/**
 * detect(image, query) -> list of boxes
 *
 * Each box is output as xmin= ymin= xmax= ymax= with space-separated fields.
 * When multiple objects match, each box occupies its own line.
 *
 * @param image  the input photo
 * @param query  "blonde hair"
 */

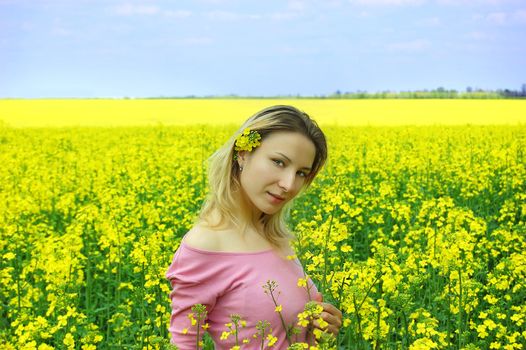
xmin=198 ymin=105 xmax=328 ymax=249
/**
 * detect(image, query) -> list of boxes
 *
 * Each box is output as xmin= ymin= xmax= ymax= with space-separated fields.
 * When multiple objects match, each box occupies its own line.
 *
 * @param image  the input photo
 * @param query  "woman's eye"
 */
xmin=297 ymin=171 xmax=307 ymax=178
xmin=273 ymin=159 xmax=284 ymax=167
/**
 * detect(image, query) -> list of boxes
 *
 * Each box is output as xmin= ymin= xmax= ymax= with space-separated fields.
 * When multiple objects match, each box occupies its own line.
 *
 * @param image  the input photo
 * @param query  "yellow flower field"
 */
xmin=0 ymin=99 xmax=525 ymax=349
xmin=0 ymin=98 xmax=525 ymax=127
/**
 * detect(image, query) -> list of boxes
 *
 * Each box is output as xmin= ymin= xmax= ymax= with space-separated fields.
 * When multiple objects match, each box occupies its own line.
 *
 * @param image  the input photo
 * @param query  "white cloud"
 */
xmin=473 ymin=9 xmax=526 ymax=25
xmin=205 ymin=10 xmax=261 ymax=21
xmin=437 ymin=0 xmax=517 ymax=4
xmin=288 ymin=0 xmax=307 ymax=11
xmin=349 ymin=0 xmax=425 ymax=5
xmin=487 ymin=11 xmax=507 ymax=24
xmin=206 ymin=10 xmax=239 ymax=20
xmin=51 ymin=18 xmax=71 ymax=37
xmin=513 ymin=9 xmax=526 ymax=23
xmin=387 ymin=39 xmax=431 ymax=51
xmin=164 ymin=10 xmax=192 ymax=19
xmin=277 ymin=45 xmax=320 ymax=55
xmin=416 ymin=17 xmax=441 ymax=26
xmin=464 ymin=31 xmax=495 ymax=40
xmin=180 ymin=36 xmax=213 ymax=46
xmin=51 ymin=26 xmax=71 ymax=37
xmin=269 ymin=12 xmax=300 ymax=20
xmin=112 ymin=4 xmax=192 ymax=19
xmin=113 ymin=4 xmax=159 ymax=16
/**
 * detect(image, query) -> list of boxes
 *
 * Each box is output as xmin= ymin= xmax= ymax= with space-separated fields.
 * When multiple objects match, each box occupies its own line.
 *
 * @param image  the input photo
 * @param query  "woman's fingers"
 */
xmin=312 ymin=302 xmax=343 ymax=336
xmin=321 ymin=302 xmax=343 ymax=321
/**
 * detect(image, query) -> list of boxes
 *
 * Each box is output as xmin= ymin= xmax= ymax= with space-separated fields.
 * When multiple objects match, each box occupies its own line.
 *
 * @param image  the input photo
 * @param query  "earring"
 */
xmin=239 ymin=166 xmax=243 ymax=172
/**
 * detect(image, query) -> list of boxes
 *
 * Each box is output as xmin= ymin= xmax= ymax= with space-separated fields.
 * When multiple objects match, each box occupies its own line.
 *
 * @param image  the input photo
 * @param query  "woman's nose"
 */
xmin=278 ymin=171 xmax=296 ymax=192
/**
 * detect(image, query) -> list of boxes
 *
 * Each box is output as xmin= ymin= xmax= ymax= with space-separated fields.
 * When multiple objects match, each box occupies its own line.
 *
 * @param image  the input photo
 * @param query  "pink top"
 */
xmin=165 ymin=239 xmax=320 ymax=350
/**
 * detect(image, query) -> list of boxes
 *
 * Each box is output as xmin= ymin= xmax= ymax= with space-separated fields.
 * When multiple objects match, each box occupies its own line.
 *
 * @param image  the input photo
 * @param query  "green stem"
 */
xmin=446 ymin=276 xmax=451 ymax=350
xmin=15 ymin=240 xmax=21 ymax=315
xmin=458 ymin=266 xmax=463 ymax=349
xmin=352 ymin=294 xmax=363 ymax=343
xmin=196 ymin=319 xmax=201 ymax=350
xmin=270 ymin=291 xmax=291 ymax=346
xmin=375 ymin=281 xmax=382 ymax=350
xmin=235 ymin=323 xmax=239 ymax=346
xmin=321 ymin=185 xmax=339 ymax=295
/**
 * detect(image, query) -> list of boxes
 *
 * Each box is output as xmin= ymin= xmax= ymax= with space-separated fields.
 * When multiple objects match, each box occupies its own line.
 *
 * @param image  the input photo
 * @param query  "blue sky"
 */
xmin=1 ymin=0 xmax=525 ymax=98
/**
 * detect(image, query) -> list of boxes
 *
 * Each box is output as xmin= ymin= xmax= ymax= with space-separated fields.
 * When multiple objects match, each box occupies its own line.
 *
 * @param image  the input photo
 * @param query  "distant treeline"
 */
xmin=146 ymin=85 xmax=526 ymax=99
xmin=325 ymin=86 xmax=526 ymax=99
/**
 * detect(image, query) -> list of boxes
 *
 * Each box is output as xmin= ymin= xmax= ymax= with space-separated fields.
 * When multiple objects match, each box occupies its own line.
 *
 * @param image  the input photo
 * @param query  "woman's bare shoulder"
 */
xmin=183 ymin=223 xmax=224 ymax=252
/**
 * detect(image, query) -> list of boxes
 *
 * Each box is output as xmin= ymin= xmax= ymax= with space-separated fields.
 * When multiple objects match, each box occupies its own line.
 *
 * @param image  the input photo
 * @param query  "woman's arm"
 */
xmin=165 ymin=243 xmax=219 ymax=349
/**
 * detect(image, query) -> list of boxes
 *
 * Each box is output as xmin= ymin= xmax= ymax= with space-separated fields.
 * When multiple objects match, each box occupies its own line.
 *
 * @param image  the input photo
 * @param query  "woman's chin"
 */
xmin=260 ymin=205 xmax=282 ymax=216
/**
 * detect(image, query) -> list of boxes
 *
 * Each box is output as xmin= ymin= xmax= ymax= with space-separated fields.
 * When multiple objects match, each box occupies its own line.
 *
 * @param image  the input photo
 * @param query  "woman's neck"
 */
xmin=204 ymin=206 xmax=264 ymax=234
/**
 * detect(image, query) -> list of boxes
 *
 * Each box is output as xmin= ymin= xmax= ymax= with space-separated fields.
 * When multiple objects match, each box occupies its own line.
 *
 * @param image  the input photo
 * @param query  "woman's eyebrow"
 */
xmin=275 ymin=152 xmax=312 ymax=171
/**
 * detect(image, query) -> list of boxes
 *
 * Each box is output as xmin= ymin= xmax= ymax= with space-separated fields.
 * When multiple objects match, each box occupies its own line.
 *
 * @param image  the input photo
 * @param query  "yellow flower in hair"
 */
xmin=234 ymin=128 xmax=261 ymax=159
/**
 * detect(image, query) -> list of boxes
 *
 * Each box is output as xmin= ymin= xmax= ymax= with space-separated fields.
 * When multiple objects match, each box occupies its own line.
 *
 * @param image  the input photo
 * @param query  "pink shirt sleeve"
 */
xmin=165 ymin=244 xmax=222 ymax=349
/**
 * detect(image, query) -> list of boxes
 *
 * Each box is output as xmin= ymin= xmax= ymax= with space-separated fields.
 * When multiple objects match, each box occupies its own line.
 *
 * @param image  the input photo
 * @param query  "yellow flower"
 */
xmin=3 ymin=252 xmax=15 ymax=260
xmin=484 ymin=319 xmax=497 ymax=330
xmin=81 ymin=345 xmax=97 ymax=350
xmin=484 ymin=294 xmax=498 ymax=305
xmin=234 ymin=128 xmax=261 ymax=153
xmin=182 ymin=328 xmax=188 ymax=335
xmin=297 ymin=278 xmax=307 ymax=287
xmin=340 ymin=244 xmax=352 ymax=253
xmin=317 ymin=317 xmax=328 ymax=330
xmin=275 ymin=305 xmax=283 ymax=312
xmin=298 ymin=318 xmax=309 ymax=327
xmin=202 ymin=323 xmax=210 ymax=330
xmin=477 ymin=324 xmax=488 ymax=338
xmin=490 ymin=341 xmax=501 ymax=349
xmin=267 ymin=334 xmax=278 ymax=347
xmin=63 ymin=333 xmax=75 ymax=348
xmin=93 ymin=335 xmax=103 ymax=343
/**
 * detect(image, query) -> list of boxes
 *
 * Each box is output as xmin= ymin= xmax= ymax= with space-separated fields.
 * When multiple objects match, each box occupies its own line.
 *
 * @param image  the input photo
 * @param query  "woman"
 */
xmin=165 ymin=105 xmax=342 ymax=349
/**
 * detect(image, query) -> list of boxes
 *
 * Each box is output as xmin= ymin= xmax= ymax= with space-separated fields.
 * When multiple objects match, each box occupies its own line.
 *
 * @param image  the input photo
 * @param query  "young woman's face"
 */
xmin=237 ymin=131 xmax=316 ymax=217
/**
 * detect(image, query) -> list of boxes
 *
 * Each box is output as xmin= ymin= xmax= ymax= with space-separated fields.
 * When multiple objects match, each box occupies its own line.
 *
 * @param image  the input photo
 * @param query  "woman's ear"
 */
xmin=237 ymin=150 xmax=247 ymax=168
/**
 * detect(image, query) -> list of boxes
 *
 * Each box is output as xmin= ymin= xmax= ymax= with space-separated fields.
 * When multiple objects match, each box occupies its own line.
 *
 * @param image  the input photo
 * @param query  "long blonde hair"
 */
xmin=198 ymin=105 xmax=328 ymax=249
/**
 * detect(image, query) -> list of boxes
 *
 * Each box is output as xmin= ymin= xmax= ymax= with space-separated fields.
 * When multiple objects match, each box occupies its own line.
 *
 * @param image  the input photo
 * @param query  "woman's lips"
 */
xmin=267 ymin=192 xmax=285 ymax=203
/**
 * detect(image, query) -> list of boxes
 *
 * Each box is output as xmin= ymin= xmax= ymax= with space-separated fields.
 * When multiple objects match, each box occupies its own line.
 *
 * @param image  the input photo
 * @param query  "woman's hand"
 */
xmin=312 ymin=301 xmax=343 ymax=336
xmin=312 ymin=292 xmax=343 ymax=336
